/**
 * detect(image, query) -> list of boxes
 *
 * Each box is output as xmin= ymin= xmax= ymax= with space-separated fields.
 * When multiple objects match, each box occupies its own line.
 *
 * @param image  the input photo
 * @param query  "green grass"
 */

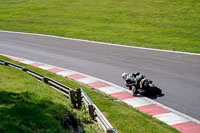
xmin=0 ymin=0 xmax=199 ymax=53
xmin=0 ymin=57 xmax=102 ymax=133
xmin=0 ymin=56 xmax=180 ymax=133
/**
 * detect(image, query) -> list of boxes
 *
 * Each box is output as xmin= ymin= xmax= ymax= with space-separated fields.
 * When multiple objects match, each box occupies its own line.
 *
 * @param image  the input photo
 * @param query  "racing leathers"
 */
xmin=125 ymin=72 xmax=146 ymax=95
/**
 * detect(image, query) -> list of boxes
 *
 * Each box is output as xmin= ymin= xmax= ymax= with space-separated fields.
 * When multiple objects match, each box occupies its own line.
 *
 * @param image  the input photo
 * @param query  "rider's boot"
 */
xmin=132 ymin=88 xmax=139 ymax=96
xmin=129 ymin=87 xmax=132 ymax=90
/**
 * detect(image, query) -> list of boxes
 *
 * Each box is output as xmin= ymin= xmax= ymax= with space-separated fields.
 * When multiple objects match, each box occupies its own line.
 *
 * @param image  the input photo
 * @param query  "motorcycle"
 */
xmin=124 ymin=73 xmax=162 ymax=96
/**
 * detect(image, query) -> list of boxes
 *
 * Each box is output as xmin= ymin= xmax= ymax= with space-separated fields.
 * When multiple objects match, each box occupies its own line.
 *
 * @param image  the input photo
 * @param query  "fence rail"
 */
xmin=0 ymin=59 xmax=117 ymax=133
xmin=81 ymin=88 xmax=117 ymax=133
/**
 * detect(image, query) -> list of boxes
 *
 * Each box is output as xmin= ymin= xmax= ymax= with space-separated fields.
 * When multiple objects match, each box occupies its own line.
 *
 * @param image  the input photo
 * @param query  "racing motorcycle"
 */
xmin=123 ymin=73 xmax=162 ymax=96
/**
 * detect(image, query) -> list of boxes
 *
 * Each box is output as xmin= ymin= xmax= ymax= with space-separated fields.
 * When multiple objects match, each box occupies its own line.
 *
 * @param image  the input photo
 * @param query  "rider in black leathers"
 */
xmin=122 ymin=72 xmax=146 ymax=95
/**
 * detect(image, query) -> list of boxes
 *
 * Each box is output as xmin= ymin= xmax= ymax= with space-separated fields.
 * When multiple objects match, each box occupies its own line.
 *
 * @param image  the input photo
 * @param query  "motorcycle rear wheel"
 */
xmin=149 ymin=84 xmax=162 ymax=96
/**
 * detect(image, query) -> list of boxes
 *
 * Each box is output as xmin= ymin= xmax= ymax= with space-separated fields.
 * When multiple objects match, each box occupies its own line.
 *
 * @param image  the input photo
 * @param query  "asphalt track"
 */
xmin=0 ymin=31 xmax=200 ymax=121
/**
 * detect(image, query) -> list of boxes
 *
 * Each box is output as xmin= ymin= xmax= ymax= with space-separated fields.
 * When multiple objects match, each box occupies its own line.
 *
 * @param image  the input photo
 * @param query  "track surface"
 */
xmin=0 ymin=31 xmax=200 ymax=121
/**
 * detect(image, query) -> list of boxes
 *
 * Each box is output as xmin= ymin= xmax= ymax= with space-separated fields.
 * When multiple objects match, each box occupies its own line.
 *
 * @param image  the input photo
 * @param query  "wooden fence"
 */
xmin=0 ymin=60 xmax=117 ymax=133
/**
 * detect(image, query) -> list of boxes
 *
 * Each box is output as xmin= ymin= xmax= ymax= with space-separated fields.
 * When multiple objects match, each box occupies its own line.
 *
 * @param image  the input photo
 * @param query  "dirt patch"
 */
xmin=62 ymin=111 xmax=83 ymax=133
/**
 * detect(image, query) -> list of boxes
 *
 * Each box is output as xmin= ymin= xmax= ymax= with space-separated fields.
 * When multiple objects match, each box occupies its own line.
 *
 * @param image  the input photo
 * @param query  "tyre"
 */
xmin=149 ymin=84 xmax=162 ymax=96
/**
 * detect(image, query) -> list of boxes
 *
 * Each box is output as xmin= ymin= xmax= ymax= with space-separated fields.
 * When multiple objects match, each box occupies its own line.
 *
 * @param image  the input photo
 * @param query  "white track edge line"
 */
xmin=0 ymin=30 xmax=200 ymax=56
xmin=1 ymin=53 xmax=200 ymax=125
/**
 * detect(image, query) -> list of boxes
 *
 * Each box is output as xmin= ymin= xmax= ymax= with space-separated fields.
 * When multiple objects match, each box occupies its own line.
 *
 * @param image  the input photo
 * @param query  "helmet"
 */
xmin=121 ymin=73 xmax=128 ymax=80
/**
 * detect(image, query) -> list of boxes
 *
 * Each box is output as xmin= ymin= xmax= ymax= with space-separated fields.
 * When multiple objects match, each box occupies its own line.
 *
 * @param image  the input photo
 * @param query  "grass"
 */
xmin=0 ymin=0 xmax=199 ymax=53
xmin=0 ymin=56 xmax=102 ymax=133
xmin=0 ymin=55 xmax=180 ymax=133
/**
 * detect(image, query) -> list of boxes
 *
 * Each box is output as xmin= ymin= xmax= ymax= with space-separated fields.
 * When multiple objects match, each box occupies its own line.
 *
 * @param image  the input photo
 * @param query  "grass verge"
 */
xmin=0 ymin=0 xmax=199 ymax=53
xmin=0 ymin=56 xmax=102 ymax=133
xmin=0 ymin=55 xmax=180 ymax=133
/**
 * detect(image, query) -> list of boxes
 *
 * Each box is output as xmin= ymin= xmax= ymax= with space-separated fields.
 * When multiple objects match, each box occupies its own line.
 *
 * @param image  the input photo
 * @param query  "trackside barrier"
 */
xmin=81 ymin=88 xmax=117 ymax=133
xmin=0 ymin=60 xmax=117 ymax=133
xmin=0 ymin=60 xmax=81 ymax=109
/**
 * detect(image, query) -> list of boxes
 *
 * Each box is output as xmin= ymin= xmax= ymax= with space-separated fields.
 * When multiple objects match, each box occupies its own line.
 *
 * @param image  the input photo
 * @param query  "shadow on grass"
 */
xmin=0 ymin=91 xmax=82 ymax=133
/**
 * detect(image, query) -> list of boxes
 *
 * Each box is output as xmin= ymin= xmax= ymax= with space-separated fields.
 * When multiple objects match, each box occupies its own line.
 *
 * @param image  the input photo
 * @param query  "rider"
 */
xmin=121 ymin=72 xmax=144 ymax=95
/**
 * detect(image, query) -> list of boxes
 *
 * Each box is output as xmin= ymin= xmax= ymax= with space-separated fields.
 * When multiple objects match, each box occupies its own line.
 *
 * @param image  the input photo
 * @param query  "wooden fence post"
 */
xmin=22 ymin=67 xmax=28 ymax=72
xmin=106 ymin=129 xmax=113 ymax=133
xmin=43 ymin=77 xmax=49 ymax=84
xmin=4 ymin=62 xmax=8 ymax=66
xmin=76 ymin=88 xmax=82 ymax=109
xmin=88 ymin=104 xmax=95 ymax=120
xmin=69 ymin=90 xmax=76 ymax=108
